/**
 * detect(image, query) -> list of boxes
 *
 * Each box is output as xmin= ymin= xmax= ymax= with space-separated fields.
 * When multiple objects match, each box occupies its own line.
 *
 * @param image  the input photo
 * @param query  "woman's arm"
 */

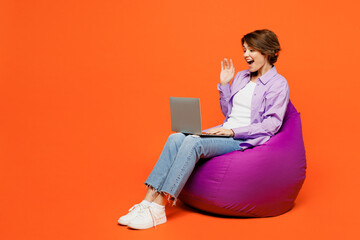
xmin=232 ymin=79 xmax=289 ymax=139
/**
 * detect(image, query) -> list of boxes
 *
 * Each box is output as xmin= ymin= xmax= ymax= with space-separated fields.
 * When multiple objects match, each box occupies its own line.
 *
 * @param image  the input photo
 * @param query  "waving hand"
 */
xmin=220 ymin=58 xmax=235 ymax=85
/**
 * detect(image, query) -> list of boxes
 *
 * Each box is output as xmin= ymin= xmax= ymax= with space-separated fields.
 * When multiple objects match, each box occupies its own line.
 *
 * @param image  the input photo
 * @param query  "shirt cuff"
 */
xmin=217 ymin=83 xmax=231 ymax=100
xmin=232 ymin=126 xmax=250 ymax=139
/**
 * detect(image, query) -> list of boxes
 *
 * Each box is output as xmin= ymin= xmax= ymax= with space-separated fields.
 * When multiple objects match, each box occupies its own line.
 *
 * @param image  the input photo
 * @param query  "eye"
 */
xmin=250 ymin=49 xmax=254 ymax=52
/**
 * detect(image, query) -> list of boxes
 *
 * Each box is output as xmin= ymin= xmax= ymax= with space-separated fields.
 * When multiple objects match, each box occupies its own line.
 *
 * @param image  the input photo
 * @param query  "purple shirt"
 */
xmin=211 ymin=66 xmax=289 ymax=150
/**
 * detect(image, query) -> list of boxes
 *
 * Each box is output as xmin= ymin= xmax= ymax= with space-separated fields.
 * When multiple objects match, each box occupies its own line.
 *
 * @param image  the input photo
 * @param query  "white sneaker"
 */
xmin=127 ymin=205 xmax=167 ymax=229
xmin=118 ymin=203 xmax=149 ymax=226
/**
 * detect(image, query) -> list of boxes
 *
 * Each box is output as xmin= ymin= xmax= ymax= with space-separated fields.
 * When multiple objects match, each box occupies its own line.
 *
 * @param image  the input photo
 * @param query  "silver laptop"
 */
xmin=170 ymin=97 xmax=230 ymax=137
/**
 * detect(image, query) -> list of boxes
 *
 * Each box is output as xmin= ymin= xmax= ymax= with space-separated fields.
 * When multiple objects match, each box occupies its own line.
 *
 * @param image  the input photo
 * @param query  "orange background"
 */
xmin=1 ymin=0 xmax=359 ymax=239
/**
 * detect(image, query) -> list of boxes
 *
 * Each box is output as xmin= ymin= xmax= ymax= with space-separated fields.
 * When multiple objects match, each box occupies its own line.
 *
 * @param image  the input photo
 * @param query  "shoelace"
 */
xmin=128 ymin=203 xmax=146 ymax=212
xmin=135 ymin=205 xmax=157 ymax=229
xmin=147 ymin=207 xmax=157 ymax=228
xmin=128 ymin=204 xmax=158 ymax=229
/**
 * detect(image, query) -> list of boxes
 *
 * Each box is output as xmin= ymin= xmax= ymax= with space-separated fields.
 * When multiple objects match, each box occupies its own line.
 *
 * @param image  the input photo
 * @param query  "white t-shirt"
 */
xmin=222 ymin=81 xmax=256 ymax=129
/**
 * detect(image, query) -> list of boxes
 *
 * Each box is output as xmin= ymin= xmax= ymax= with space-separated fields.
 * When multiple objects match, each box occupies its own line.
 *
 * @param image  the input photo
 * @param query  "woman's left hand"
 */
xmin=205 ymin=128 xmax=234 ymax=137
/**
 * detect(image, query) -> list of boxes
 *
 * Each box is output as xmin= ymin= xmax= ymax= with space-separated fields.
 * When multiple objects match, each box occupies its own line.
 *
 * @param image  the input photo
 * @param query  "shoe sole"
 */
xmin=118 ymin=219 xmax=129 ymax=226
xmin=127 ymin=216 xmax=167 ymax=230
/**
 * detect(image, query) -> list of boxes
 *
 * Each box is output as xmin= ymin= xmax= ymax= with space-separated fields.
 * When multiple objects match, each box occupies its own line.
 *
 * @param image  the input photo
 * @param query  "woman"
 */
xmin=118 ymin=29 xmax=289 ymax=230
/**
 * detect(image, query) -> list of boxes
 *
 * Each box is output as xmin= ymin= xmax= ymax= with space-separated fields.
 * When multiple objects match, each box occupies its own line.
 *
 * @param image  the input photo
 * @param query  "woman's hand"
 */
xmin=220 ymin=58 xmax=235 ymax=86
xmin=206 ymin=128 xmax=234 ymax=137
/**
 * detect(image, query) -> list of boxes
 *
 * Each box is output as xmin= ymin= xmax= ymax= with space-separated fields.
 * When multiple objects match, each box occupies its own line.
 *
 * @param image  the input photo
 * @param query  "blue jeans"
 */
xmin=145 ymin=133 xmax=244 ymax=200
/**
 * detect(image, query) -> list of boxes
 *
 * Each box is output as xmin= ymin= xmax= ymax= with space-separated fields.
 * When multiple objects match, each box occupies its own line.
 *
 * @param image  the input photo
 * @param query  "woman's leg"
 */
xmin=144 ymin=132 xmax=186 ymax=196
xmin=143 ymin=186 xmax=159 ymax=202
xmin=158 ymin=135 xmax=243 ymax=200
xmin=119 ymin=133 xmax=186 ymax=227
xmin=127 ymin=135 xmax=243 ymax=229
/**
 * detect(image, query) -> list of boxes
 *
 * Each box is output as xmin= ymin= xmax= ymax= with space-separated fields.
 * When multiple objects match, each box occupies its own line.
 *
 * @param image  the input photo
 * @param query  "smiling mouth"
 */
xmin=247 ymin=60 xmax=254 ymax=65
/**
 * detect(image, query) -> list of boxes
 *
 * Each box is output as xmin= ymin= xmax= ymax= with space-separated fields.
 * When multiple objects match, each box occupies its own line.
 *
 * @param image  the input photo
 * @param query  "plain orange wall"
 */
xmin=1 ymin=0 xmax=359 ymax=239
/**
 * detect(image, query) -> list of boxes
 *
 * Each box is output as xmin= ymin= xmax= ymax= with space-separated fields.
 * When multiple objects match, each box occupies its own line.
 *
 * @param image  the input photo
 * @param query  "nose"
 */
xmin=243 ymin=50 xmax=249 ymax=58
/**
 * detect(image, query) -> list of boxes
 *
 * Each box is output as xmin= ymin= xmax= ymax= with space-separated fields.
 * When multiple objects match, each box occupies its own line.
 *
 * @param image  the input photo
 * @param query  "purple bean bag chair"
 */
xmin=179 ymin=100 xmax=306 ymax=217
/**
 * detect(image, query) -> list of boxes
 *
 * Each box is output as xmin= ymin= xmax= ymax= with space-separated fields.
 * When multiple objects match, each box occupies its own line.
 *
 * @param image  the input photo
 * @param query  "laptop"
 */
xmin=169 ymin=97 xmax=230 ymax=137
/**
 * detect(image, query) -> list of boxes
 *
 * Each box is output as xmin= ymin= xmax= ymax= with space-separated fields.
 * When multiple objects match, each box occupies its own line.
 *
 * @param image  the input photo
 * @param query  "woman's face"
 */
xmin=243 ymin=42 xmax=270 ymax=74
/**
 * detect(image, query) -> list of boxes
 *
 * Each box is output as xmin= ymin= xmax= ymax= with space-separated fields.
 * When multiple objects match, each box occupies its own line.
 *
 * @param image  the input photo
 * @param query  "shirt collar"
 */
xmin=244 ymin=66 xmax=277 ymax=85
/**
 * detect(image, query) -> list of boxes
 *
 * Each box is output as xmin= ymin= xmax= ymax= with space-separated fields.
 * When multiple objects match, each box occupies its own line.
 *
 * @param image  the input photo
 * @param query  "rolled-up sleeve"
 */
xmin=232 ymin=78 xmax=289 ymax=139
xmin=217 ymin=72 xmax=241 ymax=117
xmin=217 ymin=83 xmax=231 ymax=116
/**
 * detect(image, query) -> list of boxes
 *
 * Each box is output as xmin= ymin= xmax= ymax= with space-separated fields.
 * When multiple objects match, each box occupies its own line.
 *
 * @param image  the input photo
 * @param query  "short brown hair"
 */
xmin=241 ymin=29 xmax=281 ymax=65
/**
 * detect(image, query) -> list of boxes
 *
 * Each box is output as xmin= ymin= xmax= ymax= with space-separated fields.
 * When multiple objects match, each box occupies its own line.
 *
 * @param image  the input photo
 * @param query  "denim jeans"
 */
xmin=145 ymin=133 xmax=244 ymax=200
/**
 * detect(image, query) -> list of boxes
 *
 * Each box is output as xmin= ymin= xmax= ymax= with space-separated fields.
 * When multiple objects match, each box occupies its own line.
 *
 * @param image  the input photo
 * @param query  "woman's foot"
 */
xmin=127 ymin=202 xmax=167 ymax=229
xmin=118 ymin=200 xmax=151 ymax=225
